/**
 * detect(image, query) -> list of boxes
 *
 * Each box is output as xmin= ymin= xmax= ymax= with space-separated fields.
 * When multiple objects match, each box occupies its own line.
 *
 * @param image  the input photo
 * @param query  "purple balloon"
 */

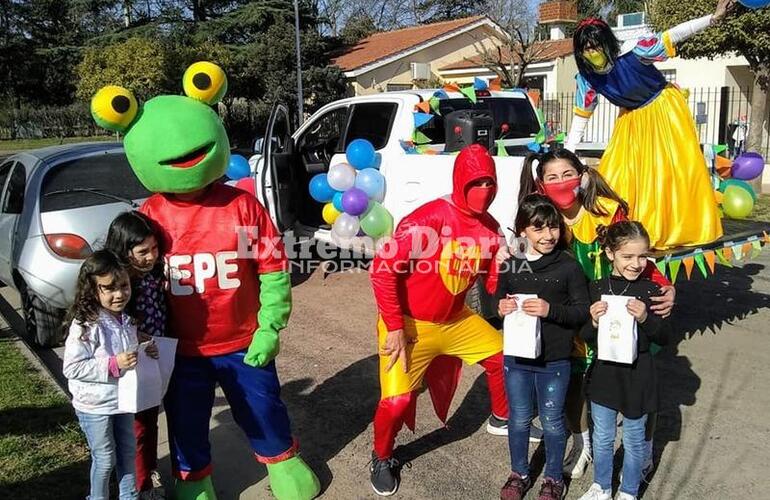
xmin=341 ymin=188 xmax=370 ymax=216
xmin=732 ymin=152 xmax=765 ymax=181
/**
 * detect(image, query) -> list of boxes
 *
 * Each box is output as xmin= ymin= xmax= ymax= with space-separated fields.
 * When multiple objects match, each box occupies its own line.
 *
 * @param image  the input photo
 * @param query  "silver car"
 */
xmin=0 ymin=142 xmax=150 ymax=346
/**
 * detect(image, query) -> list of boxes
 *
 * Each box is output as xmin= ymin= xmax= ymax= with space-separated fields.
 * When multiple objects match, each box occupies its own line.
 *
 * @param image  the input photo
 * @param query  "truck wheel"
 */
xmin=21 ymin=288 xmax=64 ymax=348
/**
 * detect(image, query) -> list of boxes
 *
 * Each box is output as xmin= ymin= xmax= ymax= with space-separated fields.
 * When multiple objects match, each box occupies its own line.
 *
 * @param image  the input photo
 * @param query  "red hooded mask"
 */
xmin=451 ymin=144 xmax=498 ymax=215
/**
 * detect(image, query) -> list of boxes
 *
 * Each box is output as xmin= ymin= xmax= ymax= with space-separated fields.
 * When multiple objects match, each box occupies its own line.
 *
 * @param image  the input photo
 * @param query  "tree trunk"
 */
xmin=747 ymin=66 xmax=768 ymax=194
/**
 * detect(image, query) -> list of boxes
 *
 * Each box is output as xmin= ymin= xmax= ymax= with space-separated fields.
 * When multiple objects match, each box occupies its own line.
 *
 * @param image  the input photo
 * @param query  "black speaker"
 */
xmin=444 ymin=109 xmax=494 ymax=153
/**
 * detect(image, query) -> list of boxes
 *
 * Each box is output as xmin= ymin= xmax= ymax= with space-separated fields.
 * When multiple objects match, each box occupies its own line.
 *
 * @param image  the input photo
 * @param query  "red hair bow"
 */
xmin=577 ymin=17 xmax=607 ymax=28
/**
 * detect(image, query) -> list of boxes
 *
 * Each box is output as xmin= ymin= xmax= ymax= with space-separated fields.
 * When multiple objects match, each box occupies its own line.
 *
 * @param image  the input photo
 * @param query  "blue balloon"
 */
xmin=354 ymin=168 xmax=386 ymax=201
xmin=332 ymin=191 xmax=345 ymax=212
xmin=738 ymin=0 xmax=770 ymax=8
xmin=309 ymin=173 xmax=336 ymax=203
xmin=226 ymin=154 xmax=251 ymax=180
xmin=346 ymin=139 xmax=376 ymax=170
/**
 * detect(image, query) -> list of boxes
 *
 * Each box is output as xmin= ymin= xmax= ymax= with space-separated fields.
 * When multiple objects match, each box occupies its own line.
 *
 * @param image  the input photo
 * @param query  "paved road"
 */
xmin=2 ymin=250 xmax=769 ymax=499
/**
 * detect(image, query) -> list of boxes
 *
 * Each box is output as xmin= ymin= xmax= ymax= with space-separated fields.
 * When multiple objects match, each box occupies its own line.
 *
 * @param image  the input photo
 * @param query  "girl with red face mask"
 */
xmin=516 ymin=148 xmax=674 ymax=480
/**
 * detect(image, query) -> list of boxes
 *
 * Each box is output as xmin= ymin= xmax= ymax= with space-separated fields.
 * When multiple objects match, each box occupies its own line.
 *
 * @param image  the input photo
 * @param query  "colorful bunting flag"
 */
xmin=555 ymin=132 xmax=566 ymax=143
xmin=704 ymin=250 xmax=716 ymax=274
xmin=413 ymin=112 xmax=433 ymax=128
xmin=527 ymin=141 xmax=541 ymax=153
xmin=415 ymin=101 xmax=431 ymax=114
xmin=433 ymin=89 xmax=449 ymax=99
xmin=473 ymin=77 xmax=488 ymax=90
xmin=752 ymin=240 xmax=762 ymax=258
xmin=716 ymin=247 xmax=733 ymax=267
xmin=763 ymin=231 xmax=770 ymax=244
xmin=694 ymin=252 xmax=708 ymax=278
xmin=733 ymin=243 xmax=743 ymax=261
xmin=655 ymin=259 xmax=668 ymax=278
xmin=460 ymin=85 xmax=477 ymax=103
xmin=413 ymin=129 xmax=432 ymax=144
xmin=429 ymin=96 xmax=441 ymax=114
xmin=712 ymin=144 xmax=728 ymax=155
xmin=742 ymin=242 xmax=753 ymax=260
xmin=496 ymin=140 xmax=509 ymax=157
xmin=669 ymin=259 xmax=682 ymax=284
xmin=443 ymin=83 xmax=461 ymax=93
xmin=489 ymin=78 xmax=502 ymax=91
xmin=683 ymin=257 xmax=695 ymax=279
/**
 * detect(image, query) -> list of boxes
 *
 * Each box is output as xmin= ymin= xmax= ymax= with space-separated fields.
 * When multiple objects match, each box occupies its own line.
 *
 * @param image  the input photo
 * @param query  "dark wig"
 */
xmin=66 ymin=250 xmax=131 ymax=328
xmin=573 ymin=18 xmax=621 ymax=76
xmin=518 ymin=147 xmax=629 ymax=217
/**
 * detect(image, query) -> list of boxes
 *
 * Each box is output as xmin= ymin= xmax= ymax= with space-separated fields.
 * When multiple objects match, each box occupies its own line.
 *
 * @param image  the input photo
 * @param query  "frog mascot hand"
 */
xmin=91 ymin=62 xmax=320 ymax=500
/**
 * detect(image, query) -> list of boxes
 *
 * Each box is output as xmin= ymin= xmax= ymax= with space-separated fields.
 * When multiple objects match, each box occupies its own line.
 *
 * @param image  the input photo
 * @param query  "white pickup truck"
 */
xmin=253 ymin=89 xmax=555 ymax=251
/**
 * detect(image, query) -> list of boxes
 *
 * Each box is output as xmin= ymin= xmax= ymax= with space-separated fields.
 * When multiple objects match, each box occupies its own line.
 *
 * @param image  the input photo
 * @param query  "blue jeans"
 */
xmin=504 ymin=357 xmax=570 ymax=480
xmin=591 ymin=402 xmax=648 ymax=496
xmin=76 ymin=411 xmax=138 ymax=500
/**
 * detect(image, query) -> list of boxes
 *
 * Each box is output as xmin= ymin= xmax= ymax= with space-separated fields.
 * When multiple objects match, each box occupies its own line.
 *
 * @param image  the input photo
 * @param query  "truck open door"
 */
xmin=258 ymin=103 xmax=297 ymax=233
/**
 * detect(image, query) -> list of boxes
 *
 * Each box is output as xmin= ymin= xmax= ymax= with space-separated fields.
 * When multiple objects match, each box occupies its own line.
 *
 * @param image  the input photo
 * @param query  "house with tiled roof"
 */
xmin=330 ymin=5 xmax=581 ymax=96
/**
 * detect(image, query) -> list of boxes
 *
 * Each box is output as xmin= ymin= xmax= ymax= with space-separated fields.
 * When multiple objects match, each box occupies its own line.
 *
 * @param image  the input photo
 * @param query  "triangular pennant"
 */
xmin=460 ymin=85 xmax=477 ymax=103
xmin=415 ymin=101 xmax=431 ymax=114
xmin=413 ymin=129 xmax=432 ymax=144
xmin=433 ymin=89 xmax=449 ymax=99
xmin=655 ymin=259 xmax=668 ymax=278
xmin=443 ymin=83 xmax=461 ymax=93
xmin=473 ymin=77 xmax=488 ymax=90
xmin=763 ymin=231 xmax=770 ymax=244
xmin=535 ymin=128 xmax=546 ymax=144
xmin=716 ymin=247 xmax=733 ymax=267
xmin=694 ymin=252 xmax=708 ymax=278
xmin=668 ymin=259 xmax=682 ymax=284
xmin=555 ymin=132 xmax=566 ymax=143
xmin=415 ymin=145 xmax=430 ymax=154
xmin=489 ymin=78 xmax=502 ymax=91
xmin=429 ymin=96 xmax=441 ymax=114
xmin=742 ymin=242 xmax=753 ymax=260
xmin=752 ymin=240 xmax=762 ymax=258
xmin=704 ymin=251 xmax=716 ymax=274
xmin=527 ymin=141 xmax=541 ymax=152
xmin=683 ymin=257 xmax=695 ymax=280
xmin=712 ymin=144 xmax=728 ymax=154
xmin=413 ymin=112 xmax=433 ymax=128
xmin=733 ymin=244 xmax=743 ymax=261
xmin=496 ymin=140 xmax=509 ymax=157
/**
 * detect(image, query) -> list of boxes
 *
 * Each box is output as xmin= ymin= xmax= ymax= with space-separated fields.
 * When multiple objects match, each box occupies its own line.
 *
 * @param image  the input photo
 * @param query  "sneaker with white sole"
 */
xmin=577 ymin=483 xmax=612 ymax=500
xmin=369 ymin=452 xmax=401 ymax=496
xmin=616 ymin=493 xmax=636 ymax=500
xmin=563 ymin=445 xmax=592 ymax=478
xmin=487 ymin=414 xmax=508 ymax=436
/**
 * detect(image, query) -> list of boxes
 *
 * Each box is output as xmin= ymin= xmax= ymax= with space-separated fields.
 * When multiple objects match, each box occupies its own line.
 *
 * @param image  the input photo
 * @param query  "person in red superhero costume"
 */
xmin=367 ymin=144 xmax=508 ymax=496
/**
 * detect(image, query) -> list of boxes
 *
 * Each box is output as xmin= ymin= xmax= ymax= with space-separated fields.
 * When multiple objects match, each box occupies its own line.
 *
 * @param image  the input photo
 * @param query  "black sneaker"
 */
xmin=487 ymin=414 xmax=508 ymax=436
xmin=369 ymin=452 xmax=400 ymax=496
xmin=529 ymin=422 xmax=543 ymax=443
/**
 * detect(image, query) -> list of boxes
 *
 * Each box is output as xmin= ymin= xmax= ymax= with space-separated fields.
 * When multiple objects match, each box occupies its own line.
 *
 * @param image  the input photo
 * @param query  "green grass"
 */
xmin=0 ymin=331 xmax=89 ymax=499
xmin=0 ymin=135 xmax=116 ymax=152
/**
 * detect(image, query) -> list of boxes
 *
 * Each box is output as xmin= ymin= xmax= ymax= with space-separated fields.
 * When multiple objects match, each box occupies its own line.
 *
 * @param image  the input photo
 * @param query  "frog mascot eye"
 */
xmin=183 ymin=61 xmax=228 ymax=105
xmin=90 ymin=85 xmax=139 ymax=132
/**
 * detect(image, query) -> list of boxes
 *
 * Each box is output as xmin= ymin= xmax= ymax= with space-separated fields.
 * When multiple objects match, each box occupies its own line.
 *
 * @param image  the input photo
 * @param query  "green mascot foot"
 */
xmin=175 ymin=476 xmax=217 ymax=500
xmin=266 ymin=456 xmax=321 ymax=500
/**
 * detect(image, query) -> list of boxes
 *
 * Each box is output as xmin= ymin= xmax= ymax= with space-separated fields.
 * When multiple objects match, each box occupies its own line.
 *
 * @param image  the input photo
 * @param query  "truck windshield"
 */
xmin=419 ymin=97 xmax=540 ymax=144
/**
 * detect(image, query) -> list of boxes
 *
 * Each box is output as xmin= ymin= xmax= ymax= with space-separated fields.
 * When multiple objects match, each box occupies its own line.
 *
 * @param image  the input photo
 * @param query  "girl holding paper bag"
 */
xmin=497 ymin=194 xmax=590 ymax=500
xmin=63 ymin=250 xmax=160 ymax=500
xmin=516 ymin=149 xmax=675 ymax=479
xmin=578 ymin=221 xmax=669 ymax=500
xmin=106 ymin=211 xmax=168 ymax=499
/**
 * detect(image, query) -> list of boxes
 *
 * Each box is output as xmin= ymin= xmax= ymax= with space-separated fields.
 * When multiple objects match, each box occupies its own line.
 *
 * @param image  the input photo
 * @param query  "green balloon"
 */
xmin=360 ymin=202 xmax=394 ymax=238
xmin=722 ymin=185 xmax=754 ymax=219
xmin=718 ymin=179 xmax=757 ymax=201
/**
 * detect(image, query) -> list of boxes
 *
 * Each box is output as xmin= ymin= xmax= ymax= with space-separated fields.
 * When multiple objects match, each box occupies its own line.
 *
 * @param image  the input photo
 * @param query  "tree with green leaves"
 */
xmin=649 ymin=0 xmax=769 ymax=165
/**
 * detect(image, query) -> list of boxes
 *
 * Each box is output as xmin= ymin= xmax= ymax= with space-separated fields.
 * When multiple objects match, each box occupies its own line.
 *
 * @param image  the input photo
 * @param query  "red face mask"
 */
xmin=540 ymin=178 xmax=581 ymax=209
xmin=465 ymin=185 xmax=496 ymax=214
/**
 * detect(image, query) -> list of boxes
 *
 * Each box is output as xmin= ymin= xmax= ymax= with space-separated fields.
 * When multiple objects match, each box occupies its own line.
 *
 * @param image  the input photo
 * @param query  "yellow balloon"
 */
xmin=322 ymin=203 xmax=341 ymax=225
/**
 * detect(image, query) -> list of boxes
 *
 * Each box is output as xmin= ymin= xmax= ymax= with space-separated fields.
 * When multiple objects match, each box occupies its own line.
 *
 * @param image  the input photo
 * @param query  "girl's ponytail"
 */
xmin=581 ymin=168 xmax=629 ymax=217
xmin=518 ymin=152 xmax=542 ymax=207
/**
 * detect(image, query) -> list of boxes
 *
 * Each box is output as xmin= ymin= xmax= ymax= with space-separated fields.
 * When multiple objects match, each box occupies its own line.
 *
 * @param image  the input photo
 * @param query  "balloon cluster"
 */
xmin=716 ymin=152 xmax=765 ymax=219
xmin=308 ymin=139 xmax=393 ymax=240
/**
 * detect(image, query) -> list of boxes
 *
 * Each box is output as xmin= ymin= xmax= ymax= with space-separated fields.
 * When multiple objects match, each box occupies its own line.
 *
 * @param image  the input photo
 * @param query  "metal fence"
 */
xmin=541 ymin=86 xmax=770 ymax=159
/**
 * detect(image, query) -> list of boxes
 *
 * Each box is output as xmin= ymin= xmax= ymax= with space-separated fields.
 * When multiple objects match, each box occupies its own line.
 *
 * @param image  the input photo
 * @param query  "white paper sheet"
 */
xmin=503 ymin=294 xmax=542 ymax=359
xmin=117 ymin=337 xmax=178 ymax=413
xmin=597 ymin=294 xmax=638 ymax=364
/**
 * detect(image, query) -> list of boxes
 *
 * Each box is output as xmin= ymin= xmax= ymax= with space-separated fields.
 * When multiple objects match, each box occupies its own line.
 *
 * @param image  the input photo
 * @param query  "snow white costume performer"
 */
xmin=564 ymin=1 xmax=735 ymax=250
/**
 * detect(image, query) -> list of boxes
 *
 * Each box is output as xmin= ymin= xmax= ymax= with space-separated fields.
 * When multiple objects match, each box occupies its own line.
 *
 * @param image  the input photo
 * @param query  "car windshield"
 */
xmin=418 ymin=97 xmax=540 ymax=144
xmin=40 ymin=153 xmax=151 ymax=212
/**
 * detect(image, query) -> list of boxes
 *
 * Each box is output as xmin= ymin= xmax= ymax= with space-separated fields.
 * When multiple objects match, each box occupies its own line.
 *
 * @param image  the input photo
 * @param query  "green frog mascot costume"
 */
xmin=91 ymin=62 xmax=321 ymax=500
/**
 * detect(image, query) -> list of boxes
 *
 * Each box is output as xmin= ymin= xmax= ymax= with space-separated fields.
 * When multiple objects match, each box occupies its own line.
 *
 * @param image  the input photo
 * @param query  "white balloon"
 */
xmin=327 ymin=162 xmax=357 ymax=191
xmin=332 ymin=213 xmax=360 ymax=239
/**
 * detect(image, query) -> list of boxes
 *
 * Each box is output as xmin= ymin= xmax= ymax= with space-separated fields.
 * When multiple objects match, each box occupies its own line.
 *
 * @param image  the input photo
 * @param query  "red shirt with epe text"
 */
xmin=141 ymin=183 xmax=287 ymax=357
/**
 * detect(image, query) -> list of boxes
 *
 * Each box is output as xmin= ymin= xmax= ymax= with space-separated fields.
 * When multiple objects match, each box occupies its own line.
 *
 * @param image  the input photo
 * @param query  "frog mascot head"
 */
xmin=91 ymin=61 xmax=230 ymax=194
xmin=91 ymin=64 xmax=321 ymax=500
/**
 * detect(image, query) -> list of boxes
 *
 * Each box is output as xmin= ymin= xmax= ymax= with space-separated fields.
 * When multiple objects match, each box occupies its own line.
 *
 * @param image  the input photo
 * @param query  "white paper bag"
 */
xmin=503 ymin=294 xmax=542 ymax=359
xmin=597 ymin=294 xmax=638 ymax=364
xmin=118 ymin=347 xmax=163 ymax=413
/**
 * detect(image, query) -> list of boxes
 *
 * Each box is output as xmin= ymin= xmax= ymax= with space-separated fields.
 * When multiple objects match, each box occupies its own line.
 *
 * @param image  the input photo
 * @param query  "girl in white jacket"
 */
xmin=63 ymin=250 xmax=157 ymax=500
